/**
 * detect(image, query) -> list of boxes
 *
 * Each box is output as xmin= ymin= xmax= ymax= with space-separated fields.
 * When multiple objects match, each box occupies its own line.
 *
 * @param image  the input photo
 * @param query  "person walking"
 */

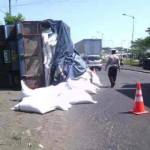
xmin=105 ymin=49 xmax=120 ymax=88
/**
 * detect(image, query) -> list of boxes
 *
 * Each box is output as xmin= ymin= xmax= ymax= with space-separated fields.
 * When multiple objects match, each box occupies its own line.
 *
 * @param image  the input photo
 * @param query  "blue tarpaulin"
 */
xmin=41 ymin=19 xmax=87 ymax=85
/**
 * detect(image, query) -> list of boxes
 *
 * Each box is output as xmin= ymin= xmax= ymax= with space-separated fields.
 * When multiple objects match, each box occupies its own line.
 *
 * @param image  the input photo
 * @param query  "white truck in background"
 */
xmin=75 ymin=39 xmax=102 ymax=56
xmin=75 ymin=39 xmax=102 ymax=71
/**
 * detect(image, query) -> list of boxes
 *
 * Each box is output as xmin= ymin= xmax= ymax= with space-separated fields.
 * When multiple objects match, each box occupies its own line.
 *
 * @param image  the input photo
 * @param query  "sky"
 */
xmin=0 ymin=0 xmax=150 ymax=48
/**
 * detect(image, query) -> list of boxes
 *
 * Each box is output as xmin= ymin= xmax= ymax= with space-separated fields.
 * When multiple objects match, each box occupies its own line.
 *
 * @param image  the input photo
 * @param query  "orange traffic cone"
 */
xmin=131 ymin=82 xmax=148 ymax=115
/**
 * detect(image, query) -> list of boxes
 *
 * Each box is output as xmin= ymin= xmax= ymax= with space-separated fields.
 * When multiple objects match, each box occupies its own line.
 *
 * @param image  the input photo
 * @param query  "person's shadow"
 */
xmin=117 ymin=83 xmax=150 ymax=108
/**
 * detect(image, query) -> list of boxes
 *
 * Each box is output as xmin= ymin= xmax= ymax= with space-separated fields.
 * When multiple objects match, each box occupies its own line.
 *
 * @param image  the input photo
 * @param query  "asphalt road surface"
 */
xmin=0 ymin=69 xmax=150 ymax=150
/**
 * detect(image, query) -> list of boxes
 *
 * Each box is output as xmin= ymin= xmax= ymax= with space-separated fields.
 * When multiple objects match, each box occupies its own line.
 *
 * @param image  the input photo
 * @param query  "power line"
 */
xmin=1 ymin=0 xmax=83 ymax=9
xmin=2 ymin=0 xmax=47 ymax=15
xmin=11 ymin=0 xmax=75 ymax=7
xmin=2 ymin=0 xmax=87 ymax=15
xmin=0 ymin=0 xmax=48 ymax=9
xmin=12 ymin=0 xmax=50 ymax=7
xmin=0 ymin=9 xmax=6 ymax=14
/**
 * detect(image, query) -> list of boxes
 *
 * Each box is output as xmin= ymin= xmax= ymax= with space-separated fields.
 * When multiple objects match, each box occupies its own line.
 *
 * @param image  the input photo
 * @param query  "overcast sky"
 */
xmin=0 ymin=0 xmax=150 ymax=48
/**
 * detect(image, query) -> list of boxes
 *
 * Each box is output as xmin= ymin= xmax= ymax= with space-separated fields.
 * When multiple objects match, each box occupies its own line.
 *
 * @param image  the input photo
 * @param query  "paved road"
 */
xmin=0 ymin=68 xmax=150 ymax=150
xmin=63 ymin=69 xmax=150 ymax=150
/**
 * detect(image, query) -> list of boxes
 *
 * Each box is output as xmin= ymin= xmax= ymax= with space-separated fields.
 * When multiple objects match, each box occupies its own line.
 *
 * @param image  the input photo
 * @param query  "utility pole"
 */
xmin=122 ymin=13 xmax=135 ymax=44
xmin=122 ymin=13 xmax=135 ymax=63
xmin=9 ymin=0 xmax=12 ymax=15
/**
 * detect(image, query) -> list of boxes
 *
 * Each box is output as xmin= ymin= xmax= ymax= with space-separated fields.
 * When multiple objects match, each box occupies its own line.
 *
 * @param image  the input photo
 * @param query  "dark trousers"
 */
xmin=108 ymin=66 xmax=118 ymax=87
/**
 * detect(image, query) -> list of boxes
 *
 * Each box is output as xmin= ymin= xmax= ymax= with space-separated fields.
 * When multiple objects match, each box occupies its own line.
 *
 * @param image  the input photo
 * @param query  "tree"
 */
xmin=4 ymin=12 xmax=25 ymax=25
xmin=145 ymin=27 xmax=150 ymax=36
xmin=131 ymin=37 xmax=150 ymax=59
xmin=130 ymin=26 xmax=150 ymax=59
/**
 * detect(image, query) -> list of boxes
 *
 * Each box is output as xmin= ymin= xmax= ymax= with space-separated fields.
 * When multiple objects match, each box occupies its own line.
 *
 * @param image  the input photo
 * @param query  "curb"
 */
xmin=121 ymin=67 xmax=150 ymax=74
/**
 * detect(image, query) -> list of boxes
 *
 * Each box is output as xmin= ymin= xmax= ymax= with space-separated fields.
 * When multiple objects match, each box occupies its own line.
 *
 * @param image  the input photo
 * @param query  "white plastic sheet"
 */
xmin=42 ymin=31 xmax=57 ymax=86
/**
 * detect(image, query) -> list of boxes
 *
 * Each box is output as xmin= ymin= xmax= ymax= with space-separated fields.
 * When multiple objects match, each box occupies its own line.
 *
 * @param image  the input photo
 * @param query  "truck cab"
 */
xmin=83 ymin=55 xmax=102 ymax=71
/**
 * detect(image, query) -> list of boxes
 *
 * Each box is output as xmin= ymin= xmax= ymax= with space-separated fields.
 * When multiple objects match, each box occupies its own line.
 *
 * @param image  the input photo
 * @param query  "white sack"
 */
xmin=21 ymin=80 xmax=70 ymax=98
xmin=67 ymin=78 xmax=98 ymax=94
xmin=59 ymin=89 xmax=97 ymax=104
xmin=90 ymin=71 xmax=102 ymax=86
xmin=21 ymin=70 xmax=100 ymax=98
xmin=13 ymin=88 xmax=96 ymax=114
xmin=13 ymin=70 xmax=100 ymax=114
xmin=13 ymin=97 xmax=57 ymax=114
xmin=13 ymin=94 xmax=72 ymax=114
xmin=66 ymin=70 xmax=100 ymax=94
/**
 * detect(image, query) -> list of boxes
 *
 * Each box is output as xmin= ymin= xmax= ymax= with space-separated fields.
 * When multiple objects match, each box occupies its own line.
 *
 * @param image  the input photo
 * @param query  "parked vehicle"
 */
xmin=82 ymin=55 xmax=102 ymax=71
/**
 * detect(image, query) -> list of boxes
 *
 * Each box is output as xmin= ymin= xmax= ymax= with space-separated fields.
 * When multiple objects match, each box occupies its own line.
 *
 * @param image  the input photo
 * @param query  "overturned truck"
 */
xmin=0 ymin=19 xmax=86 ymax=89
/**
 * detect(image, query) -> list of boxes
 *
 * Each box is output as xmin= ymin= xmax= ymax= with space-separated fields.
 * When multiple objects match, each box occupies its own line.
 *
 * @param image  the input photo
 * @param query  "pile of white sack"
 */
xmin=12 ymin=70 xmax=102 ymax=114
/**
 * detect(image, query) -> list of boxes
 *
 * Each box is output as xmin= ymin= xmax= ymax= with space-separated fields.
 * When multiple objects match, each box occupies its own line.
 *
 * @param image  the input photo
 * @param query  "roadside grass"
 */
xmin=123 ymin=59 xmax=140 ymax=66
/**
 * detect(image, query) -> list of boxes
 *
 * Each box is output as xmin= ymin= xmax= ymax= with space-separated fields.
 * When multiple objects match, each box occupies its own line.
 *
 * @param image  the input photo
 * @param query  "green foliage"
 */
xmin=4 ymin=12 xmax=25 ymax=25
xmin=131 ymin=36 xmax=150 ymax=59
xmin=145 ymin=27 xmax=150 ymax=36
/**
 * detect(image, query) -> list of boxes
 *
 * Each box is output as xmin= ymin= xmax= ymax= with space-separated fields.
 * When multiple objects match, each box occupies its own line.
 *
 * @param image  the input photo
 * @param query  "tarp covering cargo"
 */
xmin=41 ymin=19 xmax=87 ymax=85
